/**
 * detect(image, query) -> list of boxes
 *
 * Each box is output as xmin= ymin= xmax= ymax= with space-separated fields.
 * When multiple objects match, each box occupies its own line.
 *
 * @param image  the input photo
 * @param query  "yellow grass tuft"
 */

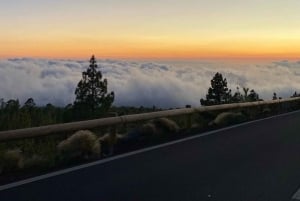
xmin=57 ymin=130 xmax=100 ymax=161
xmin=213 ymin=112 xmax=246 ymax=127
xmin=23 ymin=154 xmax=51 ymax=170
xmin=140 ymin=122 xmax=157 ymax=136
xmin=152 ymin=118 xmax=179 ymax=134
xmin=0 ymin=149 xmax=24 ymax=174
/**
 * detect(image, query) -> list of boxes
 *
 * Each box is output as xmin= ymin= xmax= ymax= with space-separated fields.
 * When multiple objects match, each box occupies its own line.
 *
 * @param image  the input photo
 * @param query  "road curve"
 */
xmin=1 ymin=111 xmax=300 ymax=201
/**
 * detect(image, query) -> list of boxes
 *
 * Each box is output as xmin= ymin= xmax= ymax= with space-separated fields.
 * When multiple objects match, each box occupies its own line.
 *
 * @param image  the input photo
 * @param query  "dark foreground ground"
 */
xmin=1 ymin=111 xmax=300 ymax=201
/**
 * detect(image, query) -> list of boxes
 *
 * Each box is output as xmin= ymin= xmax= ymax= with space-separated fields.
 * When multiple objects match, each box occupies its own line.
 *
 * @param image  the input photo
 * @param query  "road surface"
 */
xmin=1 ymin=111 xmax=300 ymax=201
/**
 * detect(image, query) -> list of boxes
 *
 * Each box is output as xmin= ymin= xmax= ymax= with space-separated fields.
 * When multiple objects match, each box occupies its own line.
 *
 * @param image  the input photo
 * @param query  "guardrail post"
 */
xmin=278 ymin=99 xmax=282 ymax=114
xmin=185 ymin=114 xmax=192 ymax=129
xmin=108 ymin=126 xmax=117 ymax=155
xmin=108 ymin=112 xmax=118 ymax=155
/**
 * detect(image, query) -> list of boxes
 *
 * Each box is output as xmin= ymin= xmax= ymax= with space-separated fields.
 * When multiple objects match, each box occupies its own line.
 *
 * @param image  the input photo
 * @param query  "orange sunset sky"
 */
xmin=1 ymin=0 xmax=300 ymax=60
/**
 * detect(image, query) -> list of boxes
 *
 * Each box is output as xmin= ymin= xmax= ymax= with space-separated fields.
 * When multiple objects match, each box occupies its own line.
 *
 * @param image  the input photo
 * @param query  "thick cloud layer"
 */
xmin=0 ymin=58 xmax=300 ymax=108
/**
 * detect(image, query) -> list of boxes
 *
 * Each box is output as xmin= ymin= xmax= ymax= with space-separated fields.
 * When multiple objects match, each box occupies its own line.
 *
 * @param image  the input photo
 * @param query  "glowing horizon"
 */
xmin=1 ymin=0 xmax=300 ymax=60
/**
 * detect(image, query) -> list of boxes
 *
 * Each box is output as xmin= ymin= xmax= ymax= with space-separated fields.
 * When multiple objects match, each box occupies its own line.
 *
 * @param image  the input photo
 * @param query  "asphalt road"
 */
xmin=1 ymin=111 xmax=300 ymax=201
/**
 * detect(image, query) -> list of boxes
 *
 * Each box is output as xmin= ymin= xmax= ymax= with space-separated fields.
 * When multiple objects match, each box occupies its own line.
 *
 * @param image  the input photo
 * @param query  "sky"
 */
xmin=1 ymin=0 xmax=300 ymax=59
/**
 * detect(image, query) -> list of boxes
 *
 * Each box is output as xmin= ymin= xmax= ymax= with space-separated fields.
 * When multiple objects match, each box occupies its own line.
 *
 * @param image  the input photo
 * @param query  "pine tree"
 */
xmin=23 ymin=98 xmax=36 ymax=108
xmin=231 ymin=87 xmax=243 ymax=103
xmin=200 ymin=72 xmax=232 ymax=106
xmin=74 ymin=55 xmax=114 ymax=119
xmin=4 ymin=99 xmax=20 ymax=129
xmin=272 ymin=92 xmax=277 ymax=100
xmin=242 ymin=87 xmax=249 ymax=101
xmin=248 ymin=89 xmax=260 ymax=102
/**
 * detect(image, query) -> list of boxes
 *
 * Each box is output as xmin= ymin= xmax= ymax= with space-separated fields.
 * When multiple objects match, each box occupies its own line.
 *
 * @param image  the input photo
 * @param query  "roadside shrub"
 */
xmin=140 ymin=123 xmax=157 ymax=136
xmin=23 ymin=154 xmax=51 ymax=170
xmin=135 ymin=118 xmax=179 ymax=138
xmin=212 ymin=112 xmax=247 ymax=127
xmin=57 ymin=130 xmax=100 ymax=161
xmin=99 ymin=133 xmax=123 ymax=145
xmin=0 ymin=149 xmax=24 ymax=174
xmin=151 ymin=118 xmax=179 ymax=134
xmin=119 ymin=118 xmax=179 ymax=150
xmin=262 ymin=107 xmax=272 ymax=116
xmin=197 ymin=112 xmax=217 ymax=128
xmin=99 ymin=133 xmax=124 ymax=155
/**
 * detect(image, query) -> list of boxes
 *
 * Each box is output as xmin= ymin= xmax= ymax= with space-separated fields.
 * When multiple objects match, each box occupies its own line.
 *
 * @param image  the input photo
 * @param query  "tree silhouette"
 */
xmin=242 ymin=87 xmax=249 ymax=101
xmin=231 ymin=87 xmax=243 ymax=103
xmin=248 ymin=89 xmax=260 ymax=102
xmin=5 ymin=99 xmax=20 ymax=112
xmin=0 ymin=98 xmax=5 ymax=109
xmin=291 ymin=91 xmax=299 ymax=98
xmin=23 ymin=98 xmax=36 ymax=109
xmin=200 ymin=72 xmax=232 ymax=106
xmin=74 ymin=55 xmax=114 ymax=119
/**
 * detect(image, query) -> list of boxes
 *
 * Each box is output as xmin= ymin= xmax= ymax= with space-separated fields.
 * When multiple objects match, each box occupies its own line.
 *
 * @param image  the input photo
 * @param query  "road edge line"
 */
xmin=291 ymin=185 xmax=300 ymax=200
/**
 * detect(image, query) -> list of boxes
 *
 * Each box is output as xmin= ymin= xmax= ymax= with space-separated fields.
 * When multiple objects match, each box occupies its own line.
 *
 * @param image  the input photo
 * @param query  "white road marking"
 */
xmin=1 ymin=110 xmax=300 ymax=192
xmin=292 ymin=188 xmax=300 ymax=200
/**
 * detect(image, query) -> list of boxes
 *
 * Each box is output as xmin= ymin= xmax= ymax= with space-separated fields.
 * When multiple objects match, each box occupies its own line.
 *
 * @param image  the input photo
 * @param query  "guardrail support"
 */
xmin=108 ymin=112 xmax=118 ymax=155
xmin=185 ymin=114 xmax=192 ymax=129
xmin=108 ymin=126 xmax=117 ymax=155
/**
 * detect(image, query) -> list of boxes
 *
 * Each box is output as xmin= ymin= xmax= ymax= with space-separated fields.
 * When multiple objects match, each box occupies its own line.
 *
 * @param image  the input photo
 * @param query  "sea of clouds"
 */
xmin=0 ymin=58 xmax=300 ymax=108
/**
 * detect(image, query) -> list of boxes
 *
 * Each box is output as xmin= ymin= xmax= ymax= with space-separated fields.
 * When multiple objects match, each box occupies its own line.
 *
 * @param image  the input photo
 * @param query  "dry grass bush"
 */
xmin=115 ymin=118 xmax=179 ymax=154
xmin=23 ymin=154 xmax=51 ymax=170
xmin=212 ymin=112 xmax=246 ymax=127
xmin=99 ymin=133 xmax=123 ymax=145
xmin=99 ymin=133 xmax=125 ymax=156
xmin=134 ymin=118 xmax=179 ymax=139
xmin=57 ymin=130 xmax=100 ymax=161
xmin=196 ymin=112 xmax=217 ymax=128
xmin=140 ymin=122 xmax=157 ymax=136
xmin=262 ymin=107 xmax=272 ymax=116
xmin=151 ymin=118 xmax=179 ymax=134
xmin=0 ymin=149 xmax=24 ymax=174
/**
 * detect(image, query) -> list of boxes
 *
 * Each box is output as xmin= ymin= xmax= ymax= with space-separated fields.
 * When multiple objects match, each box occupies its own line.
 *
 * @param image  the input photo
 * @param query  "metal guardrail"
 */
xmin=0 ymin=97 xmax=300 ymax=142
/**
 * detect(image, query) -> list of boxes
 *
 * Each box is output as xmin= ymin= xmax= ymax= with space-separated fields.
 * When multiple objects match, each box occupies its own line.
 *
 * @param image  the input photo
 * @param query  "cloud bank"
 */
xmin=0 ymin=58 xmax=300 ymax=108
